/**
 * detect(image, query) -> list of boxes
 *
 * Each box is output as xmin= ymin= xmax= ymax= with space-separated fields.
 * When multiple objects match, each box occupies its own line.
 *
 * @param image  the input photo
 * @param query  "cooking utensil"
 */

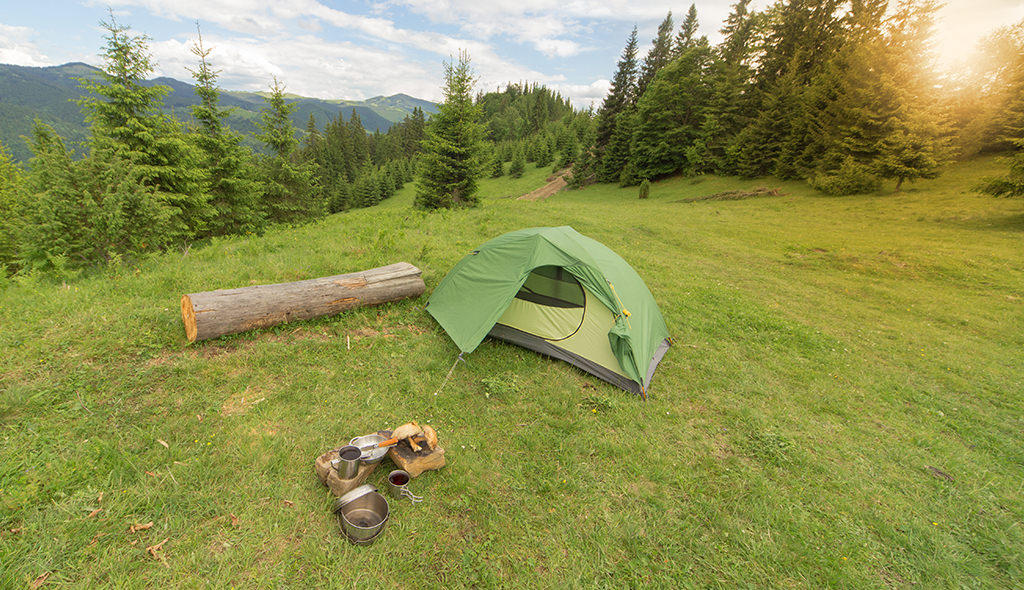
xmin=333 ymin=484 xmax=390 ymax=545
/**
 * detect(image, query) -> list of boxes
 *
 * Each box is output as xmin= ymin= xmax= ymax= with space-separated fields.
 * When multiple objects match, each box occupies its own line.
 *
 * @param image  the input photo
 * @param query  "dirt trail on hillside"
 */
xmin=517 ymin=169 xmax=570 ymax=201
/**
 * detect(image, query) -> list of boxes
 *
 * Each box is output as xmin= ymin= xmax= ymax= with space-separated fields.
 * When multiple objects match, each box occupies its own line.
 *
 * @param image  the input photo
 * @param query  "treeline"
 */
xmin=0 ymin=17 xmax=579 ymax=277
xmin=573 ymin=0 xmax=1024 ymax=196
xmin=0 ymin=18 xmax=428 ymax=276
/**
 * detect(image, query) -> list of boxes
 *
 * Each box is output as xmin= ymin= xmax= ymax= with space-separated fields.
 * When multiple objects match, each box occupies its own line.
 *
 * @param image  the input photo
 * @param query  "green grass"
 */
xmin=2 ymin=160 xmax=1022 ymax=587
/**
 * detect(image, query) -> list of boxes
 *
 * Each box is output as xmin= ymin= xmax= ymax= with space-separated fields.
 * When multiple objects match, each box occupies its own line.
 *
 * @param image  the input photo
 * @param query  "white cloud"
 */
xmin=0 ymin=23 xmax=52 ymax=66
xmin=550 ymin=78 xmax=610 ymax=109
xmin=150 ymin=34 xmax=442 ymax=101
xmin=102 ymin=0 xmax=568 ymax=101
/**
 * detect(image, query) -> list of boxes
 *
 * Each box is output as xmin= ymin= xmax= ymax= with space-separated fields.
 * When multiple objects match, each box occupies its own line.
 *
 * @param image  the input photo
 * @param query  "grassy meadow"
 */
xmin=1 ymin=159 xmax=1022 ymax=587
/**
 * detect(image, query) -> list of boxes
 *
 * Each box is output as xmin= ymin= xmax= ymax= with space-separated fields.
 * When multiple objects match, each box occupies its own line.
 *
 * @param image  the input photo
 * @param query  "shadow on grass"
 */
xmin=941 ymin=212 xmax=1024 ymax=232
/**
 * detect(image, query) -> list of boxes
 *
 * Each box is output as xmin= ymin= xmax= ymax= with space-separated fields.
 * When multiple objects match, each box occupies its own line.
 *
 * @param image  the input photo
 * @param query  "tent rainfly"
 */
xmin=426 ymin=226 xmax=671 ymax=397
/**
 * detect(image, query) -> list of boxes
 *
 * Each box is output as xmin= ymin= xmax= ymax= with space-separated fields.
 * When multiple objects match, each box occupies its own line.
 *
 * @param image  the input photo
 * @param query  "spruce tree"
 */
xmin=0 ymin=140 xmax=23 ymax=272
xmin=630 ymin=45 xmax=713 ymax=180
xmin=490 ymin=154 xmax=505 ymax=177
xmin=415 ymin=51 xmax=484 ymax=209
xmin=638 ymin=178 xmax=651 ymax=199
xmin=19 ymin=121 xmax=169 ymax=273
xmin=568 ymin=125 xmax=598 ymax=188
xmin=674 ymin=4 xmax=702 ymax=54
xmin=637 ymin=12 xmax=674 ymax=100
xmin=188 ymin=28 xmax=262 ymax=236
xmin=77 ymin=14 xmax=208 ymax=242
xmin=700 ymin=0 xmax=760 ymax=173
xmin=599 ymin=106 xmax=636 ymax=183
xmin=256 ymin=78 xmax=318 ymax=223
xmin=509 ymin=150 xmax=526 ymax=178
xmin=535 ymin=140 xmax=553 ymax=167
xmin=595 ymin=28 xmax=639 ymax=153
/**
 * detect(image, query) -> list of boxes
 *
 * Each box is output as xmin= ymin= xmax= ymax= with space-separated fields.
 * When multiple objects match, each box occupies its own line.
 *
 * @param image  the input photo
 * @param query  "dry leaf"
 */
xmin=146 ymin=538 xmax=170 ymax=568
xmin=157 ymin=439 xmax=169 ymax=449
xmin=128 ymin=522 xmax=154 ymax=534
xmin=129 ymin=539 xmax=138 ymax=546
xmin=88 ymin=532 xmax=107 ymax=547
xmin=197 ymin=414 xmax=203 ymax=422
xmin=229 ymin=513 xmax=238 ymax=527
xmin=145 ymin=471 xmax=157 ymax=477
xmin=9 ymin=527 xmax=24 ymax=534
xmin=282 ymin=500 xmax=294 ymax=507
xmin=96 ymin=492 xmax=104 ymax=504
xmin=29 ymin=571 xmax=51 ymax=589
xmin=86 ymin=508 xmax=102 ymax=518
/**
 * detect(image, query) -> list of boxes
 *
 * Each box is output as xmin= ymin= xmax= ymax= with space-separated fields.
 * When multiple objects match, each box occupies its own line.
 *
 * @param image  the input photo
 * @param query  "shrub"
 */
xmin=809 ymin=157 xmax=882 ymax=196
xmin=638 ymin=179 xmax=651 ymax=199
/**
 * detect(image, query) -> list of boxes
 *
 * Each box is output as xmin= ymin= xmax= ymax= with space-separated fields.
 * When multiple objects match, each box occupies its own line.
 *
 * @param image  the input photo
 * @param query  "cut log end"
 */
xmin=181 ymin=294 xmax=198 ymax=342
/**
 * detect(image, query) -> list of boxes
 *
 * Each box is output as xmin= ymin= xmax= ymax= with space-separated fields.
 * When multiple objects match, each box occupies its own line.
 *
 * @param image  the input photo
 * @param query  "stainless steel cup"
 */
xmin=386 ymin=469 xmax=411 ymax=499
xmin=336 ymin=445 xmax=361 ymax=479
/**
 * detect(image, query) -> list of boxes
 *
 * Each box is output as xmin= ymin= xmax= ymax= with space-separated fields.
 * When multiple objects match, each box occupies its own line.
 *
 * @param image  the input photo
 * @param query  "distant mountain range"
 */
xmin=0 ymin=62 xmax=438 ymax=161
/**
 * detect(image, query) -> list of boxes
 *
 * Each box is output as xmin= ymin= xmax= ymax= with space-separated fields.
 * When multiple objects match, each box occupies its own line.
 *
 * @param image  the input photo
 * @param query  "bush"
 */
xmin=809 ymin=157 xmax=881 ymax=196
xmin=638 ymin=179 xmax=651 ymax=199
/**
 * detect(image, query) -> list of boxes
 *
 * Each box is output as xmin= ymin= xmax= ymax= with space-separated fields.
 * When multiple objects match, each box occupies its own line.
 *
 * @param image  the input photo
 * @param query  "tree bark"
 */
xmin=181 ymin=262 xmax=425 ymax=342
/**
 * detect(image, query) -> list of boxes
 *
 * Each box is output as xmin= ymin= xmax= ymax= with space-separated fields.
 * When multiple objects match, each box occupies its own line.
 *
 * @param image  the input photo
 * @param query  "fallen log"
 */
xmin=181 ymin=262 xmax=425 ymax=342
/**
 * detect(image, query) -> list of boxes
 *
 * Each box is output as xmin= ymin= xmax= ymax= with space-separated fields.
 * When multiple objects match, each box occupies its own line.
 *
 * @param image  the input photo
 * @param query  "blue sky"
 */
xmin=1 ymin=1 xmax=1022 ymax=107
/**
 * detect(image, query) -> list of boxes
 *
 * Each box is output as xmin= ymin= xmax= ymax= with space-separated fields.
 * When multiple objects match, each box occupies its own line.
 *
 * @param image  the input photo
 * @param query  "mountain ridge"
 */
xmin=0 ymin=62 xmax=438 ymax=161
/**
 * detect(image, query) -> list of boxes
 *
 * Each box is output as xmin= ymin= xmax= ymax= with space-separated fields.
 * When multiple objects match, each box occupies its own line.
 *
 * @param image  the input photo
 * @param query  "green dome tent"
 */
xmin=426 ymin=226 xmax=671 ymax=397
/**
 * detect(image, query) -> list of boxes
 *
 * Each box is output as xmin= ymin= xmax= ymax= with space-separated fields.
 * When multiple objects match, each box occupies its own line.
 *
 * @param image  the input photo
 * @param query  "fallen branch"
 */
xmin=674 ymin=187 xmax=785 ymax=203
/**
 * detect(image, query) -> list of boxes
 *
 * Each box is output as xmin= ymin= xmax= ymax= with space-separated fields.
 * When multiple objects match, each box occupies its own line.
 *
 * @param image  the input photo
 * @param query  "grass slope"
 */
xmin=1 ymin=161 xmax=1022 ymax=588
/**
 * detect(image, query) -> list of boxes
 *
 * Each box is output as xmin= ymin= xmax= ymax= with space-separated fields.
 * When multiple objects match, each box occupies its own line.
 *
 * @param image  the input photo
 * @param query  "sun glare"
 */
xmin=932 ymin=0 xmax=1024 ymax=72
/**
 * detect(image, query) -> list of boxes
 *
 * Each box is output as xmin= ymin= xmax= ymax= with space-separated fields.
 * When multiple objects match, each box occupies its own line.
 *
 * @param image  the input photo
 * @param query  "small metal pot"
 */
xmin=335 ymin=487 xmax=389 ymax=545
xmin=335 ymin=445 xmax=361 ymax=479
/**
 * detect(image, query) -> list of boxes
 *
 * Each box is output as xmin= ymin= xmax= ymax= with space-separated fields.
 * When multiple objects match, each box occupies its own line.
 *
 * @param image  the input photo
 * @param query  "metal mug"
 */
xmin=386 ymin=469 xmax=422 ymax=503
xmin=335 ymin=445 xmax=361 ymax=479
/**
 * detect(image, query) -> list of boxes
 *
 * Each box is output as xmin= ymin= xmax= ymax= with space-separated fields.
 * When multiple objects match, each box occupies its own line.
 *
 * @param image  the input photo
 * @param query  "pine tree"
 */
xmin=0 ymin=140 xmax=23 ymax=272
xmin=599 ymin=106 xmax=636 ymax=183
xmin=490 ymin=154 xmax=505 ymax=177
xmin=700 ymin=0 xmax=760 ymax=173
xmin=509 ymin=150 xmax=526 ymax=178
xmin=415 ymin=51 xmax=484 ymax=209
xmin=637 ymin=12 xmax=674 ymax=100
xmin=256 ymin=78 xmax=318 ymax=223
xmin=19 ymin=121 xmax=169 ymax=273
xmin=568 ymin=125 xmax=598 ymax=188
xmin=76 ymin=13 xmax=208 ymax=242
xmin=535 ymin=140 xmax=553 ymax=167
xmin=188 ymin=27 xmax=262 ymax=236
xmin=630 ymin=45 xmax=714 ymax=180
xmin=595 ymin=28 xmax=639 ymax=153
xmin=556 ymin=134 xmax=579 ymax=170
xmin=674 ymin=4 xmax=702 ymax=54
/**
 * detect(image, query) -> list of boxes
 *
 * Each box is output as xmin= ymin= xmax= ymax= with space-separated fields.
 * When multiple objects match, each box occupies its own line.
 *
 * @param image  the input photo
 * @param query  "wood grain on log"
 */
xmin=181 ymin=262 xmax=425 ymax=342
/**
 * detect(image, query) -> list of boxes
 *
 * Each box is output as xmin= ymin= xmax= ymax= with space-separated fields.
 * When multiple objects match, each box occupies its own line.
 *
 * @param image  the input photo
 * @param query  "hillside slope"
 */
xmin=1 ymin=161 xmax=1022 ymax=587
xmin=0 ymin=62 xmax=438 ymax=160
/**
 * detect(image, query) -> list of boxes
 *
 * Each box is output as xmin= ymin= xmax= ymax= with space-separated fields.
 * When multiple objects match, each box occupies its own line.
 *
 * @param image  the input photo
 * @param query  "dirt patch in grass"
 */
xmin=221 ymin=387 xmax=267 ymax=416
xmin=517 ymin=169 xmax=569 ymax=201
